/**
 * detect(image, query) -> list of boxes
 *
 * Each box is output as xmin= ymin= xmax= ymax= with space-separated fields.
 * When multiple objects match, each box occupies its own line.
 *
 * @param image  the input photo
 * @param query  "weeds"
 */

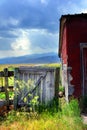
xmin=62 ymin=99 xmax=80 ymax=117
xmin=0 ymin=99 xmax=86 ymax=130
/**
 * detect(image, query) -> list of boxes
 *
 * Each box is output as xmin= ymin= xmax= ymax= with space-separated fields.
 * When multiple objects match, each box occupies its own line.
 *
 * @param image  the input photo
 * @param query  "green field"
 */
xmin=0 ymin=63 xmax=61 ymax=71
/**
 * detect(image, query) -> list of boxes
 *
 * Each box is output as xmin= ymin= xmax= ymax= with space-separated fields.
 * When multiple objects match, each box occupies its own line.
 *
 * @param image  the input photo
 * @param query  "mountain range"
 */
xmin=0 ymin=52 xmax=60 ymax=64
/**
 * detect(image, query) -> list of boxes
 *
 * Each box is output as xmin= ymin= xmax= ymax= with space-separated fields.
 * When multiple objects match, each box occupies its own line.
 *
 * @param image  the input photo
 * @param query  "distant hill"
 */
xmin=0 ymin=52 xmax=60 ymax=64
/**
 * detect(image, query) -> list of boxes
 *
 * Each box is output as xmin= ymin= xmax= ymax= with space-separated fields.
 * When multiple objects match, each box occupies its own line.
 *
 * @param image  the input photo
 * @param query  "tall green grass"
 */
xmin=0 ymin=99 xmax=86 ymax=130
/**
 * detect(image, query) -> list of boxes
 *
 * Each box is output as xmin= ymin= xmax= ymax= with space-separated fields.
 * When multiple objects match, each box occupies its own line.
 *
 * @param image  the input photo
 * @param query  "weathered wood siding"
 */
xmin=14 ymin=67 xmax=59 ymax=107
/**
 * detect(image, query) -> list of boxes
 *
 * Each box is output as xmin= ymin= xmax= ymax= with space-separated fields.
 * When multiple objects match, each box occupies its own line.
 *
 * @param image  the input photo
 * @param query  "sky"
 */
xmin=0 ymin=0 xmax=87 ymax=58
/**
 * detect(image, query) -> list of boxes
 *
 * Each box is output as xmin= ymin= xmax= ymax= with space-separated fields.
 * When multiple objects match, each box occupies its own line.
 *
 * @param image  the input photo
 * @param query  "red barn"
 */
xmin=59 ymin=14 xmax=87 ymax=101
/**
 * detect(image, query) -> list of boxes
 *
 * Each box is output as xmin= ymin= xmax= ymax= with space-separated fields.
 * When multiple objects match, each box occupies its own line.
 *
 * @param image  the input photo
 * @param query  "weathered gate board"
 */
xmin=14 ymin=67 xmax=59 ymax=109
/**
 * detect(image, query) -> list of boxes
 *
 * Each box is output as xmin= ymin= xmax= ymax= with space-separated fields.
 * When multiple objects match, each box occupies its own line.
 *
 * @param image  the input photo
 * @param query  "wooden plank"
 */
xmin=14 ymin=68 xmax=19 ymax=110
xmin=0 ymin=86 xmax=14 ymax=92
xmin=4 ymin=68 xmax=9 ymax=110
xmin=0 ymin=72 xmax=4 ymax=77
xmin=55 ymin=68 xmax=60 ymax=98
xmin=8 ymin=71 xmax=14 ymax=77
xmin=0 ymin=99 xmax=13 ymax=107
xmin=55 ymin=68 xmax=60 ymax=111
xmin=50 ymin=71 xmax=55 ymax=100
xmin=19 ymin=67 xmax=56 ymax=73
xmin=0 ymin=71 xmax=14 ymax=77
xmin=14 ymin=67 xmax=58 ymax=108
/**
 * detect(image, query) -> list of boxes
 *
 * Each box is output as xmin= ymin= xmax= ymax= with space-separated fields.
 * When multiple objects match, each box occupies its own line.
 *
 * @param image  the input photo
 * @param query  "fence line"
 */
xmin=0 ymin=67 xmax=60 ymax=111
xmin=0 ymin=68 xmax=14 ymax=109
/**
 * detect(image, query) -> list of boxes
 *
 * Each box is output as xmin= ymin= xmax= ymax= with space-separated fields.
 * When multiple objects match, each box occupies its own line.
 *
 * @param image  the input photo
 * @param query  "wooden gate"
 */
xmin=14 ymin=67 xmax=59 ymax=109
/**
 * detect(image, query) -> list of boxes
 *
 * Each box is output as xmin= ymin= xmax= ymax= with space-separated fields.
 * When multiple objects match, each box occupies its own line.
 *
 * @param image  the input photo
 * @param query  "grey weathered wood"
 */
xmin=4 ymin=68 xmax=9 ymax=110
xmin=0 ymin=86 xmax=13 ymax=92
xmin=0 ymin=71 xmax=4 ymax=77
xmin=14 ymin=68 xmax=19 ymax=110
xmin=50 ymin=71 xmax=55 ymax=100
xmin=0 ymin=71 xmax=14 ymax=77
xmin=55 ymin=68 xmax=60 ymax=99
xmin=14 ymin=67 xmax=59 ymax=108
xmin=54 ymin=68 xmax=60 ymax=111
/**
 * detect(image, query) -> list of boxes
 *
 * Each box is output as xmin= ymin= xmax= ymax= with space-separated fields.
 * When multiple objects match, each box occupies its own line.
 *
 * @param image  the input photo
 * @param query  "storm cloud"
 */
xmin=0 ymin=0 xmax=87 ymax=58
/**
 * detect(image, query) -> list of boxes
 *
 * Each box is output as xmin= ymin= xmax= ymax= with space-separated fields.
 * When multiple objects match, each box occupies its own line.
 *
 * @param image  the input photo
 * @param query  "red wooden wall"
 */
xmin=61 ymin=15 xmax=87 ymax=98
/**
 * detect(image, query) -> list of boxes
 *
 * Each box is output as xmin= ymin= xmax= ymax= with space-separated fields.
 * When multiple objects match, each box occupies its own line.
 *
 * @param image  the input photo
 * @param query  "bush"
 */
xmin=59 ymin=85 xmax=64 ymax=92
xmin=37 ymin=98 xmax=59 ymax=114
xmin=62 ymin=99 xmax=80 ymax=117
xmin=14 ymin=79 xmax=39 ymax=112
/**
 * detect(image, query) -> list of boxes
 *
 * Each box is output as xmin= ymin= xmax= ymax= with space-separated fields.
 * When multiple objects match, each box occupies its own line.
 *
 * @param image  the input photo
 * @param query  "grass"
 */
xmin=0 ymin=63 xmax=86 ymax=130
xmin=0 ymin=92 xmax=14 ymax=100
xmin=0 ymin=113 xmax=84 ymax=130
xmin=0 ymin=99 xmax=87 ymax=130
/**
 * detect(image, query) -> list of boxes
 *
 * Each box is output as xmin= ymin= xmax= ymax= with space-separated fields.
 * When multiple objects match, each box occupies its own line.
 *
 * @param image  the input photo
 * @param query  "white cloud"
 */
xmin=9 ymin=18 xmax=19 ymax=26
xmin=0 ymin=28 xmax=58 ymax=58
xmin=11 ymin=36 xmax=31 ymax=50
xmin=0 ymin=17 xmax=19 ymax=27
xmin=41 ymin=0 xmax=46 ymax=4
xmin=81 ymin=9 xmax=87 ymax=13
xmin=0 ymin=50 xmax=31 ymax=58
xmin=57 ymin=1 xmax=87 ymax=15
xmin=11 ymin=29 xmax=31 ymax=51
xmin=12 ymin=28 xmax=58 ymax=55
xmin=40 ymin=0 xmax=49 ymax=5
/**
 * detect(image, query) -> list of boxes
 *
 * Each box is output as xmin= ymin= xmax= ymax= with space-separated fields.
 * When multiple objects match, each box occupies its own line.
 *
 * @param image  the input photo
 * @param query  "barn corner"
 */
xmin=59 ymin=13 xmax=87 ymax=102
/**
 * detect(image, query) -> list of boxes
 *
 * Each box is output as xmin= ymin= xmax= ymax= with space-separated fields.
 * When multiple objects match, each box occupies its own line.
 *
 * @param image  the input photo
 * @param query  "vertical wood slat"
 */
xmin=14 ymin=68 xmax=19 ymax=110
xmin=55 ymin=68 xmax=60 ymax=98
xmin=50 ymin=71 xmax=54 ymax=101
xmin=4 ymin=68 xmax=9 ymax=110
xmin=14 ymin=67 xmax=60 ymax=107
xmin=55 ymin=68 xmax=60 ymax=111
xmin=40 ymin=78 xmax=43 ymax=103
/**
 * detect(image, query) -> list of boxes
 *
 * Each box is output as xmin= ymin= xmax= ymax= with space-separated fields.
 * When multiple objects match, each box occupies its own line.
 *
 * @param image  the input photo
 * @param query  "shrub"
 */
xmin=62 ymin=99 xmax=80 ymax=117
xmin=14 ymin=79 xmax=39 ymax=112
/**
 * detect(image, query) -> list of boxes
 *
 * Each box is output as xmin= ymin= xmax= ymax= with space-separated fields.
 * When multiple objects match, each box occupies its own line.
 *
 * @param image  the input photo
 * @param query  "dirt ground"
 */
xmin=0 ymin=100 xmax=14 ymax=115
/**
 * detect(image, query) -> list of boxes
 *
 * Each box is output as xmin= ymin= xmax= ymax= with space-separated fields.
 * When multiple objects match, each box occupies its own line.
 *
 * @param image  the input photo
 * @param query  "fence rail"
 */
xmin=0 ymin=86 xmax=14 ymax=92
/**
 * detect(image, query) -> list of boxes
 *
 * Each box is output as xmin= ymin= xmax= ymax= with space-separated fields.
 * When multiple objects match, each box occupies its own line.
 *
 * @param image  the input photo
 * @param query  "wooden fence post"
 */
xmin=4 ymin=68 xmax=9 ymax=110
xmin=14 ymin=68 xmax=19 ymax=110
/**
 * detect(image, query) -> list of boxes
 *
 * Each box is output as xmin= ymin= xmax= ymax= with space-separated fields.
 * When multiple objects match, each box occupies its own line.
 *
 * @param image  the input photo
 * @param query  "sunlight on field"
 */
xmin=0 ymin=64 xmax=35 ymax=71
xmin=0 ymin=63 xmax=61 ymax=70
xmin=42 ymin=63 xmax=61 ymax=67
